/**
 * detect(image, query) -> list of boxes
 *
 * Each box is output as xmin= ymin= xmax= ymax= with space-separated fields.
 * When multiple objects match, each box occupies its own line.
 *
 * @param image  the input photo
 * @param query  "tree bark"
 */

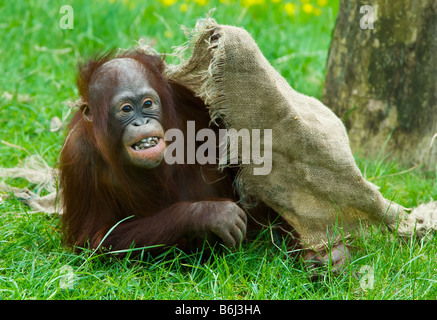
xmin=323 ymin=0 xmax=437 ymax=170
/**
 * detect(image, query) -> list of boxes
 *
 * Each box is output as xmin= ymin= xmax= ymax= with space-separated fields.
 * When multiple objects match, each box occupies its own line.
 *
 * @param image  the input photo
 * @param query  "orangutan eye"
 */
xmin=143 ymin=100 xmax=153 ymax=108
xmin=121 ymin=105 xmax=133 ymax=112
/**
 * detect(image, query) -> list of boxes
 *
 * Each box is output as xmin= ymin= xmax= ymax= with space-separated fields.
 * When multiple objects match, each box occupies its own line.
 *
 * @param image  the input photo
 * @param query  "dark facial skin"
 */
xmin=88 ymin=58 xmax=166 ymax=169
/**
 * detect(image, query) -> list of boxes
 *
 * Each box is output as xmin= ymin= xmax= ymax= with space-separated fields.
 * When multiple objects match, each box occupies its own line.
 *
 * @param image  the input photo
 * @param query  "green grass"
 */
xmin=1 ymin=0 xmax=436 ymax=300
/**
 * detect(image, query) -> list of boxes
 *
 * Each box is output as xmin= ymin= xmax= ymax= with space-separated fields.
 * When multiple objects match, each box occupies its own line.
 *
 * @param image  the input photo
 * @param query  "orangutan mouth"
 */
xmin=131 ymin=137 xmax=160 ymax=150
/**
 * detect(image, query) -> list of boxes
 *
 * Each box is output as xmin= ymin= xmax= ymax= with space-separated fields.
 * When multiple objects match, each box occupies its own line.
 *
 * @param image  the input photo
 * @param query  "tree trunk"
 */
xmin=323 ymin=0 xmax=437 ymax=170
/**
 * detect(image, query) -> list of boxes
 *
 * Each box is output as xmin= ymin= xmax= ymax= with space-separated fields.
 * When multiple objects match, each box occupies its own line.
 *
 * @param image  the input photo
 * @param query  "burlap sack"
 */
xmin=156 ymin=18 xmax=436 ymax=249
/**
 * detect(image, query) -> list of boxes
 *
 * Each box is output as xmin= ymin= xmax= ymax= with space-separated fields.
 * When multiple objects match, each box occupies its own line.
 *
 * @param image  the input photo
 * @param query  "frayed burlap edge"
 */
xmin=155 ymin=17 xmax=257 ymax=207
xmin=0 ymin=152 xmax=60 ymax=214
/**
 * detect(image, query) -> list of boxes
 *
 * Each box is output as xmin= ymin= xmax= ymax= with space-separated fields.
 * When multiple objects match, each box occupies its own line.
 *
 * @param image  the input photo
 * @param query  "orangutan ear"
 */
xmin=80 ymin=103 xmax=93 ymax=123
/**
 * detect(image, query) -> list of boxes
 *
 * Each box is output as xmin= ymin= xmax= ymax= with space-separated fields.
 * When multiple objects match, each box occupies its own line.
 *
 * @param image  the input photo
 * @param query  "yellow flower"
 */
xmin=241 ymin=0 xmax=265 ymax=7
xmin=164 ymin=30 xmax=173 ymax=38
xmin=314 ymin=8 xmax=322 ymax=15
xmin=271 ymin=0 xmax=281 ymax=3
xmin=194 ymin=0 xmax=209 ymax=6
xmin=161 ymin=0 xmax=177 ymax=7
xmin=284 ymin=2 xmax=296 ymax=16
xmin=317 ymin=0 xmax=328 ymax=6
xmin=302 ymin=3 xmax=314 ymax=14
xmin=180 ymin=3 xmax=188 ymax=11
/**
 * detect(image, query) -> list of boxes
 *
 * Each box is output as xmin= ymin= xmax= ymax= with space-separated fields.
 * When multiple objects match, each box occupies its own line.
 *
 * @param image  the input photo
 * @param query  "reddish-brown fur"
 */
xmin=60 ymin=50 xmax=296 ymax=255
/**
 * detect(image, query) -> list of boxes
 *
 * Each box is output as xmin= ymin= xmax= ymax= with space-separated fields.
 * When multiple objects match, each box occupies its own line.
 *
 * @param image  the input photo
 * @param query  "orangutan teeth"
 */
xmin=132 ymin=137 xmax=159 ymax=150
